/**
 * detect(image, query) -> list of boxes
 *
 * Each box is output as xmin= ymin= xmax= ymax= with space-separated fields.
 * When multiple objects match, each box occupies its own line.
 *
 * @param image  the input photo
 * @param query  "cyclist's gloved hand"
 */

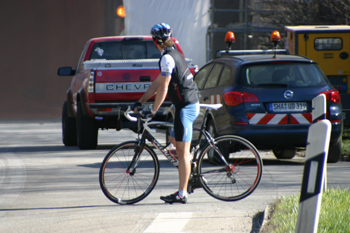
xmin=130 ymin=101 xmax=142 ymax=112
xmin=140 ymin=110 xmax=155 ymax=119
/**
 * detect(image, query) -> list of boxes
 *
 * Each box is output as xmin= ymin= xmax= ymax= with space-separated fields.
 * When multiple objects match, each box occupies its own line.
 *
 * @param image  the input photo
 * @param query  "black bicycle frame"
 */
xmin=125 ymin=120 xmax=180 ymax=171
xmin=125 ymin=107 xmax=229 ymax=173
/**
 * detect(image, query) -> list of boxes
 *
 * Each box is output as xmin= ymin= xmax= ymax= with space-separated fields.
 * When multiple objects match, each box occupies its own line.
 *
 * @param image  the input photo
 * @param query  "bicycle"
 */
xmin=99 ymin=104 xmax=263 ymax=205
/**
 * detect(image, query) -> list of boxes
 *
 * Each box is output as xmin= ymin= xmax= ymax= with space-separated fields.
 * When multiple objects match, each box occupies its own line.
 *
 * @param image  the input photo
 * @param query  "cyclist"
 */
xmin=131 ymin=23 xmax=199 ymax=204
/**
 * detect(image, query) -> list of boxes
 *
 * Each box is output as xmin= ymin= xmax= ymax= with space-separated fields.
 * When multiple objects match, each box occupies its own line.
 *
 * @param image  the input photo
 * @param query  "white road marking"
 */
xmin=0 ymin=153 xmax=26 ymax=216
xmin=144 ymin=212 xmax=192 ymax=232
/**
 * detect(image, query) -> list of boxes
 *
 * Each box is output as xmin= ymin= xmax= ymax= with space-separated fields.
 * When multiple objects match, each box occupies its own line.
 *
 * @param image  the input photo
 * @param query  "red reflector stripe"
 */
xmin=290 ymin=115 xmax=299 ymax=124
xmin=330 ymin=120 xmax=342 ymax=123
xmin=247 ymin=113 xmax=313 ymax=125
xmin=278 ymin=114 xmax=288 ymax=124
xmin=302 ymin=113 xmax=312 ymax=123
xmin=232 ymin=122 xmax=249 ymax=125
xmin=246 ymin=113 xmax=255 ymax=120
xmin=290 ymin=113 xmax=312 ymax=124
xmin=258 ymin=114 xmax=275 ymax=124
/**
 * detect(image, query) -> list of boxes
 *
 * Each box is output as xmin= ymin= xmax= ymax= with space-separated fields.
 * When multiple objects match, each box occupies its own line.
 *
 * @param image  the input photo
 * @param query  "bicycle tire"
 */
xmin=197 ymin=135 xmax=263 ymax=201
xmin=99 ymin=141 xmax=159 ymax=205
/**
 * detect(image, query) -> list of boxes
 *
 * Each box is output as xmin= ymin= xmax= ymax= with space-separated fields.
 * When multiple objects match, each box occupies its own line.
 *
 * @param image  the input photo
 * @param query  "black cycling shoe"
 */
xmin=160 ymin=191 xmax=187 ymax=204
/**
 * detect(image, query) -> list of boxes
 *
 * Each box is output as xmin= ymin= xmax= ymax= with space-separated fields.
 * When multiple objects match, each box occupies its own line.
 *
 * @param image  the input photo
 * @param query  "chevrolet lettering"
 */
xmin=95 ymin=82 xmax=152 ymax=93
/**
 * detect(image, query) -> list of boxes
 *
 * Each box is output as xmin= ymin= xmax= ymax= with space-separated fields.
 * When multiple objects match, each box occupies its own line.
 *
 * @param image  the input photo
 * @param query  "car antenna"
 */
xmin=271 ymin=30 xmax=281 ymax=58
xmin=225 ymin=31 xmax=235 ymax=52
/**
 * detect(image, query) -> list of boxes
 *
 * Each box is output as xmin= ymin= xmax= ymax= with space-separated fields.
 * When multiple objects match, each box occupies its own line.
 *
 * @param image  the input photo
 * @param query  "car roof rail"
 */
xmin=215 ymin=49 xmax=291 ymax=58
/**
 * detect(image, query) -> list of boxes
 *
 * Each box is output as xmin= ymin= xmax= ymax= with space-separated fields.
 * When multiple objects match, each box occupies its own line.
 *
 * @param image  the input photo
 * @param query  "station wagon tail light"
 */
xmin=223 ymin=91 xmax=259 ymax=106
xmin=320 ymin=89 xmax=341 ymax=104
xmin=97 ymin=108 xmax=112 ymax=112
xmin=88 ymin=71 xmax=95 ymax=93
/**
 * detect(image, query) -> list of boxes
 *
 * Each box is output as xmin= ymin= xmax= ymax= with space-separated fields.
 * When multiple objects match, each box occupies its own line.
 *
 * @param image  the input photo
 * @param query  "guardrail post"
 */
xmin=295 ymin=118 xmax=331 ymax=233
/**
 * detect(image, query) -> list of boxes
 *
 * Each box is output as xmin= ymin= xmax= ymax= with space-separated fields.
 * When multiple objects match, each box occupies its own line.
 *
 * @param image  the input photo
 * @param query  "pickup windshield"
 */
xmin=90 ymin=41 xmax=161 ymax=60
xmin=239 ymin=63 xmax=329 ymax=87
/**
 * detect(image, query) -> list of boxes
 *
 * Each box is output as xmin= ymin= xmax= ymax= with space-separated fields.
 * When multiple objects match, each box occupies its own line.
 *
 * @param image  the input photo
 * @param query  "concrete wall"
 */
xmin=0 ymin=0 xmax=106 ymax=120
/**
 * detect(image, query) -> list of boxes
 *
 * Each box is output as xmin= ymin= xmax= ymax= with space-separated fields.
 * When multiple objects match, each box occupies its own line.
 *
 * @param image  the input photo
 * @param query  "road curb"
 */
xmin=259 ymin=204 xmax=272 ymax=232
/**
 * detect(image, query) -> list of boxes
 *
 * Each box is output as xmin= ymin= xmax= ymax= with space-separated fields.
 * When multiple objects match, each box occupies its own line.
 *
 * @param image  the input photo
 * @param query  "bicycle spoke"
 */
xmin=197 ymin=135 xmax=263 ymax=201
xmin=99 ymin=142 xmax=159 ymax=205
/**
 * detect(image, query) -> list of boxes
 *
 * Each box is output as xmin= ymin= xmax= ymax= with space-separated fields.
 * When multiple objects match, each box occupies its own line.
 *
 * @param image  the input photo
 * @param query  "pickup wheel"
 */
xmin=76 ymin=102 xmax=98 ymax=149
xmin=62 ymin=101 xmax=77 ymax=146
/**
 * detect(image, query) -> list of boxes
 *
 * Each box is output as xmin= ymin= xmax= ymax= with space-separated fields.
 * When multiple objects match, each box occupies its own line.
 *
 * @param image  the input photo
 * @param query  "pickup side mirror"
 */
xmin=58 ymin=67 xmax=76 ymax=76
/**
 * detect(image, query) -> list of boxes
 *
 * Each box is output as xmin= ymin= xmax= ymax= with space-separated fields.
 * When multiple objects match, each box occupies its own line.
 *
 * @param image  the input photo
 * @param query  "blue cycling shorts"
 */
xmin=170 ymin=102 xmax=200 ymax=142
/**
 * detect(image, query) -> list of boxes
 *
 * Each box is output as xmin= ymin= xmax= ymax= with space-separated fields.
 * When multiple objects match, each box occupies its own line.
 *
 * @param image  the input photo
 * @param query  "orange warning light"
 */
xmin=271 ymin=30 xmax=281 ymax=42
xmin=116 ymin=6 xmax=125 ymax=18
xmin=225 ymin=31 xmax=235 ymax=43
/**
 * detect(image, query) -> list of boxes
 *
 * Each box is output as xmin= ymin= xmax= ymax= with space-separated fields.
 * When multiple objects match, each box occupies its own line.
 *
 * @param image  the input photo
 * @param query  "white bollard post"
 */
xmin=311 ymin=94 xmax=328 ymax=191
xmin=295 ymin=119 xmax=331 ymax=233
xmin=312 ymin=94 xmax=326 ymax=123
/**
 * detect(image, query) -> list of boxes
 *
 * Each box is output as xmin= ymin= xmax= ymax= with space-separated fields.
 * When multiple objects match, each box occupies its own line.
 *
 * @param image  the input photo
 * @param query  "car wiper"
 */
xmin=257 ymin=83 xmax=289 ymax=87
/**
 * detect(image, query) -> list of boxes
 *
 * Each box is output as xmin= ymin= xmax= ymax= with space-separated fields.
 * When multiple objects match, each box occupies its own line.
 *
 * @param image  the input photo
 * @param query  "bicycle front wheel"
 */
xmin=197 ymin=135 xmax=263 ymax=201
xmin=99 ymin=141 xmax=159 ymax=205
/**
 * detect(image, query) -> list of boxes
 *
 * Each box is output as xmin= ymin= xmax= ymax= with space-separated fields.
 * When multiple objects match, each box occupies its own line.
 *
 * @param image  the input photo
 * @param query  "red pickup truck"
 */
xmin=58 ymin=36 xmax=197 ymax=149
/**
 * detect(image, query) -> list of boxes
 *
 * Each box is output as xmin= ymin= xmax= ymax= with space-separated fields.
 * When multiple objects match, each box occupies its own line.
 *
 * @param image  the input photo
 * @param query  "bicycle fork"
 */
xmin=126 ymin=140 xmax=145 ymax=175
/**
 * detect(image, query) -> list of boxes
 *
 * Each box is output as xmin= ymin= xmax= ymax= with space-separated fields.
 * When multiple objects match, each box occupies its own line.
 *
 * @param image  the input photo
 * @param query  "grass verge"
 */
xmin=342 ymin=126 xmax=350 ymax=155
xmin=260 ymin=188 xmax=350 ymax=233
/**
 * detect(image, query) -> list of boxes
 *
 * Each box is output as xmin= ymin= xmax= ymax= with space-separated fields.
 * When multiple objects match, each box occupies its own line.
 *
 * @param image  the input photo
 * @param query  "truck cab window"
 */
xmin=314 ymin=38 xmax=342 ymax=50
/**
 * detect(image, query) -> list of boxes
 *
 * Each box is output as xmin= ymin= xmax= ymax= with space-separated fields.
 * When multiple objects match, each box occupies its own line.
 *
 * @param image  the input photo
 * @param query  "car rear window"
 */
xmin=239 ymin=63 xmax=329 ymax=87
xmin=89 ymin=41 xmax=161 ymax=60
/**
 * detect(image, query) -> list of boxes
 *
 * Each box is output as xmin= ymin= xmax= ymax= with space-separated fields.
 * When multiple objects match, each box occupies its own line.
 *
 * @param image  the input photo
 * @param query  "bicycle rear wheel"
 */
xmin=99 ymin=141 xmax=159 ymax=205
xmin=197 ymin=135 xmax=263 ymax=201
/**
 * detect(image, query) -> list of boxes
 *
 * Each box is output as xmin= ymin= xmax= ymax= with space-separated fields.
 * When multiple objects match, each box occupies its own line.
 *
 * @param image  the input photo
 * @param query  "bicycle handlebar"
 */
xmin=124 ymin=107 xmax=138 ymax=122
xmin=123 ymin=107 xmax=157 ymax=133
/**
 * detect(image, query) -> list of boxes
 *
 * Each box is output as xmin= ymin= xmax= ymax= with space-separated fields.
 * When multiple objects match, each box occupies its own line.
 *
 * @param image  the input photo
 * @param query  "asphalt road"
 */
xmin=0 ymin=121 xmax=349 ymax=233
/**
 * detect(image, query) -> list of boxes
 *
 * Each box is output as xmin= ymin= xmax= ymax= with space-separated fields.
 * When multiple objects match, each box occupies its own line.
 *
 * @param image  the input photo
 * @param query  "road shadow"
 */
xmin=0 ymin=204 xmax=123 ymax=212
xmin=78 ymin=160 xmax=175 ymax=169
xmin=251 ymin=211 xmax=264 ymax=233
xmin=0 ymin=145 xmax=81 ymax=153
xmin=261 ymin=158 xmax=305 ymax=166
xmin=79 ymin=158 xmax=304 ymax=172
xmin=0 ymin=144 xmax=123 ymax=153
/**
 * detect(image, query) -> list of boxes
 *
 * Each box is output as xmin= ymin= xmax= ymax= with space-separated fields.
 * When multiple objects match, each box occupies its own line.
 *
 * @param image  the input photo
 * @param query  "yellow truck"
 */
xmin=284 ymin=25 xmax=350 ymax=121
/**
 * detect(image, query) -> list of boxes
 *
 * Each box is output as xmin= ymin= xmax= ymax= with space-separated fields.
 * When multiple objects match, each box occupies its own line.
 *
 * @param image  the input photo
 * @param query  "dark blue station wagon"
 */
xmin=167 ymin=54 xmax=343 ymax=163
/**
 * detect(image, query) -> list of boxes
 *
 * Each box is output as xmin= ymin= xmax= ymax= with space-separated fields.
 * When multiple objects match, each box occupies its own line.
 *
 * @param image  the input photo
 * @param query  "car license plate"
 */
xmin=270 ymin=102 xmax=307 ymax=112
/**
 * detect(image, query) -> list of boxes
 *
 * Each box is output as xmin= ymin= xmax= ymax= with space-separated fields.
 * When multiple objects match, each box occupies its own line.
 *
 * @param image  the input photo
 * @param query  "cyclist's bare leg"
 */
xmin=176 ymin=141 xmax=191 ymax=194
xmin=168 ymin=136 xmax=191 ymax=155
xmin=169 ymin=136 xmax=176 ymax=147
